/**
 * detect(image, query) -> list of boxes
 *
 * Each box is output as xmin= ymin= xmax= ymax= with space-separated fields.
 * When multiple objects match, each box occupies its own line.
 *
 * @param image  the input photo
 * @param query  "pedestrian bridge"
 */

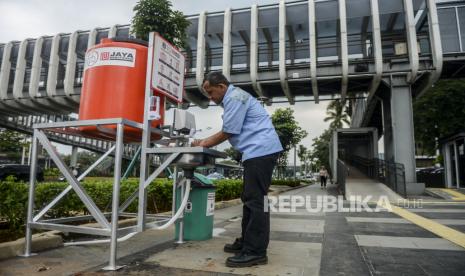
xmin=1 ymin=0 xmax=465 ymax=190
xmin=1 ymin=0 xmax=464 ymax=114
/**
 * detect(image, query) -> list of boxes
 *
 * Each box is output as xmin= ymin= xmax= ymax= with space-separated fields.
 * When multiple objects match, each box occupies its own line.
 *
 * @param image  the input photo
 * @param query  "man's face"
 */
xmin=202 ymin=81 xmax=227 ymax=105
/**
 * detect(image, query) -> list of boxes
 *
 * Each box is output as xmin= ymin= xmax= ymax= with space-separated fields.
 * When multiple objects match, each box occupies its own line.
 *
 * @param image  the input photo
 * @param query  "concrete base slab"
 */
xmin=146 ymin=236 xmax=322 ymax=276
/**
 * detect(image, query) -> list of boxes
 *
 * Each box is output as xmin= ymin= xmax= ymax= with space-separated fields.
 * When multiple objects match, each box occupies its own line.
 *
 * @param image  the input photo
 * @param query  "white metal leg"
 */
xmin=104 ymin=123 xmax=125 ymax=271
xmin=21 ymin=130 xmax=39 ymax=257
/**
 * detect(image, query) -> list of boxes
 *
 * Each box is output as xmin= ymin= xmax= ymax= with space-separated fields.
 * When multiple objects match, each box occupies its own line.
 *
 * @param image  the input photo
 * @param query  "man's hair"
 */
xmin=203 ymin=71 xmax=230 ymax=87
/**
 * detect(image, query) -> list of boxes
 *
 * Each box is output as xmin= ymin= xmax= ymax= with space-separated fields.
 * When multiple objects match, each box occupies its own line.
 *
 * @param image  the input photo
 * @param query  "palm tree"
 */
xmin=324 ymin=99 xmax=350 ymax=129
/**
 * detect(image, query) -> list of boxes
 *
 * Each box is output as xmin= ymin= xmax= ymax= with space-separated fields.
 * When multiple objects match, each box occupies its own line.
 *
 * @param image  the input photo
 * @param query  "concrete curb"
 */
xmin=0 ymin=183 xmax=308 ymax=260
xmin=0 ymin=231 xmax=63 ymax=260
xmin=425 ymin=188 xmax=451 ymax=200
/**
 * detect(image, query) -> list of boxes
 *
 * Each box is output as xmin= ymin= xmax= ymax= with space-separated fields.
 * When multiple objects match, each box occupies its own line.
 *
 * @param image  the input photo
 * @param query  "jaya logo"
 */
xmin=84 ymin=47 xmax=136 ymax=70
xmin=106 ymin=51 xmax=134 ymax=62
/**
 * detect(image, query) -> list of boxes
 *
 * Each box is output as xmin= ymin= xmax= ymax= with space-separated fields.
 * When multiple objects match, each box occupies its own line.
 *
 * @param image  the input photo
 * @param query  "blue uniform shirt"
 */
xmin=221 ymin=85 xmax=283 ymax=161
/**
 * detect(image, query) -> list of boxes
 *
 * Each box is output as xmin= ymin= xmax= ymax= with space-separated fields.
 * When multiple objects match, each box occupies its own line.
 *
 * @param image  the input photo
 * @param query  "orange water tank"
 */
xmin=79 ymin=38 xmax=164 ymax=141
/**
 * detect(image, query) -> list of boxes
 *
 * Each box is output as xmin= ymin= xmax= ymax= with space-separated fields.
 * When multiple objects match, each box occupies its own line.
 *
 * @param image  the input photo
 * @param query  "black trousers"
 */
xmin=320 ymin=176 xmax=327 ymax=187
xmin=240 ymin=152 xmax=279 ymax=255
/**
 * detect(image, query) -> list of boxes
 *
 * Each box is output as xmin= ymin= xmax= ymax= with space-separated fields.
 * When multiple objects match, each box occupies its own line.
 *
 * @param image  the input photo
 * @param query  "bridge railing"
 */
xmin=337 ymin=159 xmax=348 ymax=196
xmin=343 ymin=154 xmax=407 ymax=197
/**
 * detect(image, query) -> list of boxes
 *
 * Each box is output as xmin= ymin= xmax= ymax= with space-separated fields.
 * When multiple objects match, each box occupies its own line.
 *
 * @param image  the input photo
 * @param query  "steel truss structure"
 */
xmin=22 ymin=31 xmax=225 ymax=270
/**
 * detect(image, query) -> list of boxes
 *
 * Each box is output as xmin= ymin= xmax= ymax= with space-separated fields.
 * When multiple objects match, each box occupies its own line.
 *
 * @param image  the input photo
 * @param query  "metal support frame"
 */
xmin=339 ymin=0 xmax=348 ymax=102
xmin=250 ymin=4 xmax=266 ymax=98
xmin=309 ymin=0 xmax=319 ymax=103
xmin=88 ymin=28 xmax=99 ymax=48
xmin=222 ymin=7 xmax=232 ymax=80
xmin=46 ymin=33 xmax=61 ymax=97
xmin=0 ymin=42 xmax=13 ymax=100
xmin=368 ymin=0 xmax=383 ymax=101
xmin=388 ymin=76 xmax=417 ymax=185
xmin=64 ymin=30 xmax=79 ymax=98
xmin=403 ymin=0 xmax=419 ymax=83
xmin=32 ymin=145 xmax=116 ymax=222
xmin=109 ymin=24 xmax=118 ymax=38
xmin=416 ymin=0 xmax=443 ymax=98
xmin=13 ymin=38 xmax=28 ymax=99
xmin=279 ymin=0 xmax=294 ymax=104
xmin=196 ymin=11 xmax=208 ymax=97
xmin=22 ymin=119 xmax=137 ymax=271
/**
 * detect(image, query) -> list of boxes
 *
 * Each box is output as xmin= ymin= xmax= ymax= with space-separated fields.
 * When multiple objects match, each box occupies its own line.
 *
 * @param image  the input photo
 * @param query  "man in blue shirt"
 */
xmin=192 ymin=72 xmax=283 ymax=267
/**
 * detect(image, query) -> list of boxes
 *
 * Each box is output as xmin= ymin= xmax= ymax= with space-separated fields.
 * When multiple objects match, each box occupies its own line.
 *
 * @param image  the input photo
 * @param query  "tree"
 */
xmin=0 ymin=129 xmax=25 ymax=161
xmin=271 ymin=108 xmax=308 ymax=178
xmin=131 ymin=0 xmax=190 ymax=48
xmin=413 ymin=79 xmax=465 ymax=156
xmin=310 ymin=128 xmax=333 ymax=174
xmin=324 ymin=99 xmax=350 ymax=129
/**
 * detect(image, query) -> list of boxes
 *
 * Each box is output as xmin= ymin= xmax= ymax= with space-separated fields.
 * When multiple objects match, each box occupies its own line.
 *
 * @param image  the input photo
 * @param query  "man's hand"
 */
xmin=190 ymin=131 xmax=231 ymax=148
xmin=191 ymin=139 xmax=207 ymax=147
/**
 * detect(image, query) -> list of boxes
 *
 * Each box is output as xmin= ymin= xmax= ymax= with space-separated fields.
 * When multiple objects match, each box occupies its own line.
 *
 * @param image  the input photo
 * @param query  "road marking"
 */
xmin=439 ymin=189 xmax=465 ymax=200
xmin=346 ymin=217 xmax=465 ymax=225
xmin=409 ymin=208 xmax=465 ymax=213
xmin=355 ymin=235 xmax=464 ymax=251
xmin=379 ymin=202 xmax=465 ymax=249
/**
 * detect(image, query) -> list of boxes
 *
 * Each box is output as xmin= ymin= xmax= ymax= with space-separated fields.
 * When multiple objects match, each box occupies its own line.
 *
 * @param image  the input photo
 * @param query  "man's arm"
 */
xmin=191 ymin=131 xmax=231 ymax=148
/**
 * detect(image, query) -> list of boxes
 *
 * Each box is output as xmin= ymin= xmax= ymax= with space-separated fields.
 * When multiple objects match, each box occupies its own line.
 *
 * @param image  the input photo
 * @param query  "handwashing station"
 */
xmin=22 ymin=32 xmax=225 ymax=270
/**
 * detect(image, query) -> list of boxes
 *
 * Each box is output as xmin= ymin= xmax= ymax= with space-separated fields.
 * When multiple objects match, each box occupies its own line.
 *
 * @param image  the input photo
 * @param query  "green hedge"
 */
xmin=271 ymin=179 xmax=302 ymax=187
xmin=0 ymin=178 xmax=302 ymax=237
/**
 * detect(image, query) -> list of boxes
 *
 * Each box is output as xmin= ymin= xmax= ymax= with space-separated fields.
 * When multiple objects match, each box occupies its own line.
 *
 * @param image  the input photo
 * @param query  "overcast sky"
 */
xmin=0 ymin=0 xmax=331 ymax=165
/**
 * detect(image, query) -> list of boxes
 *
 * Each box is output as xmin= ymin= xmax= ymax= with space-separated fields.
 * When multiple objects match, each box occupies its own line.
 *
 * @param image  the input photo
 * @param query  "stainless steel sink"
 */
xmin=156 ymin=147 xmax=227 ymax=169
xmin=173 ymin=153 xmax=215 ymax=169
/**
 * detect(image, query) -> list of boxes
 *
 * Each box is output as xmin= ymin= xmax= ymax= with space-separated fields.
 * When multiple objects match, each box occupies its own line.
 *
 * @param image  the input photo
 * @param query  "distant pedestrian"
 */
xmin=319 ymin=166 xmax=329 ymax=189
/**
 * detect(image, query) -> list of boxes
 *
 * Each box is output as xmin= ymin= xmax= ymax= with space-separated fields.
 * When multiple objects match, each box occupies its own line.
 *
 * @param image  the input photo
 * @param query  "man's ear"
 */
xmin=202 ymin=82 xmax=209 ymax=92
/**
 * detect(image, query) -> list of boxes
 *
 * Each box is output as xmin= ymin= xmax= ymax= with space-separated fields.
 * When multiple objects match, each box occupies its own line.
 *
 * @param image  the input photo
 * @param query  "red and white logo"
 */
xmin=100 ymin=52 xmax=110 ymax=60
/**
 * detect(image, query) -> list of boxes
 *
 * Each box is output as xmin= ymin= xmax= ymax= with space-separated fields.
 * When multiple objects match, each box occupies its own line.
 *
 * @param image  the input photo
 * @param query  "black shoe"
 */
xmin=226 ymin=252 xmax=268 ymax=267
xmin=224 ymin=238 xmax=243 ymax=253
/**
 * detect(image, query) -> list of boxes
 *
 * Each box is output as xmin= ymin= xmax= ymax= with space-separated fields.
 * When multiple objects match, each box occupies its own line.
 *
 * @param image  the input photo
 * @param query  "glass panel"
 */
xmin=258 ymin=7 xmax=279 ymax=68
xmin=116 ymin=27 xmax=130 ymax=38
xmin=231 ymin=10 xmax=251 ymax=70
xmin=438 ymin=8 xmax=460 ymax=53
xmin=316 ymin=0 xmax=339 ymax=61
xmin=379 ymin=0 xmax=407 ymax=58
xmin=39 ymin=38 xmax=53 ymax=90
xmin=185 ymin=17 xmax=198 ymax=73
xmin=414 ymin=0 xmax=431 ymax=55
xmin=347 ymin=0 xmax=372 ymax=60
xmin=95 ymin=30 xmax=109 ymax=44
xmin=23 ymin=40 xmax=35 ymax=92
xmin=75 ymin=33 xmax=89 ymax=85
xmin=286 ymin=3 xmax=310 ymax=64
xmin=7 ymin=43 xmax=19 ymax=95
xmin=57 ymin=36 xmax=70 ymax=89
xmin=205 ymin=14 xmax=224 ymax=72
